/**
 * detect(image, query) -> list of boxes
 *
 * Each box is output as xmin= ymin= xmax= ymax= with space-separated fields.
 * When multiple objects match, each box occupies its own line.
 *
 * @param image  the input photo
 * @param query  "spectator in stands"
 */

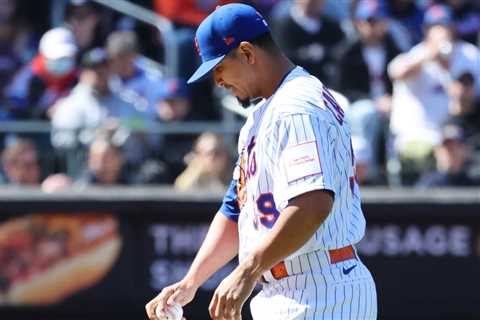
xmin=0 ymin=0 xmax=36 ymax=61
xmin=64 ymin=0 xmax=103 ymax=57
xmin=0 ymin=138 xmax=40 ymax=185
xmin=388 ymin=4 xmax=480 ymax=183
xmin=249 ymin=0 xmax=281 ymax=18
xmin=51 ymin=47 xmax=155 ymax=169
xmin=352 ymin=135 xmax=376 ymax=186
xmin=76 ymin=136 xmax=130 ymax=186
xmin=153 ymin=0 xmax=236 ymax=28
xmin=339 ymin=0 xmax=401 ymax=184
xmin=0 ymin=137 xmax=74 ymax=190
xmin=151 ymin=77 xmax=198 ymax=182
xmin=153 ymin=0 xmax=228 ymax=121
xmin=106 ymin=30 xmax=163 ymax=113
xmin=439 ymin=0 xmax=480 ymax=45
xmin=322 ymin=0 xmax=354 ymax=22
xmin=340 ymin=0 xmax=401 ymax=103
xmin=174 ymin=132 xmax=232 ymax=192
xmin=387 ymin=0 xmax=425 ymax=49
xmin=0 ymin=0 xmax=37 ymax=119
xmin=154 ymin=77 xmax=191 ymax=122
xmin=448 ymin=72 xmax=480 ymax=138
xmin=153 ymin=0 xmax=236 ymax=78
xmin=5 ymin=27 xmax=78 ymax=119
xmin=40 ymin=173 xmax=73 ymax=193
xmin=416 ymin=123 xmax=478 ymax=187
xmin=270 ymin=0 xmax=345 ymax=87
xmin=52 ymin=47 xmax=132 ymax=139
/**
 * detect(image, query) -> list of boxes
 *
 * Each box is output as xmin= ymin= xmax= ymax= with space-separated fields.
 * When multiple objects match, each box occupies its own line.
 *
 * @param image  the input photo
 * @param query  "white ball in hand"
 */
xmin=155 ymin=303 xmax=183 ymax=320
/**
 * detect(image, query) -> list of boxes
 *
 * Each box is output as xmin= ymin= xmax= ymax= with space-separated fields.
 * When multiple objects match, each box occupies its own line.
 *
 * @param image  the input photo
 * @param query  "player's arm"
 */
xmin=183 ymin=211 xmax=239 ymax=289
xmin=241 ymin=113 xmax=336 ymax=278
xmin=146 ymin=178 xmax=240 ymax=320
xmin=209 ymin=113 xmax=337 ymax=319
xmin=388 ymin=46 xmax=434 ymax=80
xmin=209 ymin=190 xmax=333 ymax=319
xmin=388 ymin=52 xmax=422 ymax=80
xmin=146 ymin=212 xmax=238 ymax=319
xmin=240 ymin=189 xmax=332 ymax=279
xmin=182 ymin=175 xmax=242 ymax=289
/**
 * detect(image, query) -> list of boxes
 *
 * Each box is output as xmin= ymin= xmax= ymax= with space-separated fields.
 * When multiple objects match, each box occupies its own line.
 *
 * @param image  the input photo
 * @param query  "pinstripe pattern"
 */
xmin=234 ymin=67 xmax=376 ymax=319
xmin=249 ymin=250 xmax=377 ymax=319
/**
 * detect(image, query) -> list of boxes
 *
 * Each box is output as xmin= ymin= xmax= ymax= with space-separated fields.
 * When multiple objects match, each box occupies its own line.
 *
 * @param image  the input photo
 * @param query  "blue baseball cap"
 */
xmin=355 ymin=0 xmax=388 ymax=21
xmin=423 ymin=5 xmax=452 ymax=27
xmin=187 ymin=3 xmax=270 ymax=84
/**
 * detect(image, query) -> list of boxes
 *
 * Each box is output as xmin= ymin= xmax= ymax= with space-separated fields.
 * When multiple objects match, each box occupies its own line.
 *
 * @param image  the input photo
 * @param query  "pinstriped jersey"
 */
xmin=220 ymin=66 xmax=366 ymax=263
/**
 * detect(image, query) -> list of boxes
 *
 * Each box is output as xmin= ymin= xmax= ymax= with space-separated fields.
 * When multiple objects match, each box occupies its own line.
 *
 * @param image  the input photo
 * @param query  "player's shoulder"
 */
xmin=279 ymin=67 xmax=321 ymax=95
xmin=270 ymin=67 xmax=331 ymax=120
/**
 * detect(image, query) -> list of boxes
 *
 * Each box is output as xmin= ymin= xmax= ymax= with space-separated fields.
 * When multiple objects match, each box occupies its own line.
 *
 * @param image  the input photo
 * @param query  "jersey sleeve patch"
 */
xmin=282 ymin=140 xmax=322 ymax=183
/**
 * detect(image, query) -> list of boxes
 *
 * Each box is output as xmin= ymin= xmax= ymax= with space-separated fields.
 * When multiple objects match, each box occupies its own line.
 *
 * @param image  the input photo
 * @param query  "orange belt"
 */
xmin=265 ymin=245 xmax=356 ymax=282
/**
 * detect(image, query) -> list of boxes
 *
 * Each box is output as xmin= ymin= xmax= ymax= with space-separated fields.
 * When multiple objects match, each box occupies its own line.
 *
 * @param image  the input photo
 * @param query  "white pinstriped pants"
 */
xmin=250 ymin=248 xmax=377 ymax=319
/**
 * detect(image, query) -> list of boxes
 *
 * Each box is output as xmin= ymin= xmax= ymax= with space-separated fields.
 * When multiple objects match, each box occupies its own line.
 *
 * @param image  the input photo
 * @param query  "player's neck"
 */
xmin=260 ymin=55 xmax=295 ymax=99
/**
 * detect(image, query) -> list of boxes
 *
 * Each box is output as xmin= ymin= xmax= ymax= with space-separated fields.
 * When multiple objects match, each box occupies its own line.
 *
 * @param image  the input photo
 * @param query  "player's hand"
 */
xmin=208 ymin=266 xmax=258 ymax=320
xmin=425 ymin=26 xmax=453 ymax=61
xmin=145 ymin=279 xmax=198 ymax=320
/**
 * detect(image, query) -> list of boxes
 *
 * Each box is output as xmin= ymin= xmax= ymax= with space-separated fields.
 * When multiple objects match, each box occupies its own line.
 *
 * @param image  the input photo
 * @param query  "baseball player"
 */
xmin=146 ymin=3 xmax=377 ymax=320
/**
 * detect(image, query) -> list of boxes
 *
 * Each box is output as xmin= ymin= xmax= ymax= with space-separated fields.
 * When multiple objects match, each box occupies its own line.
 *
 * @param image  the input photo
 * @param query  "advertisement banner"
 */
xmin=0 ymin=199 xmax=479 ymax=320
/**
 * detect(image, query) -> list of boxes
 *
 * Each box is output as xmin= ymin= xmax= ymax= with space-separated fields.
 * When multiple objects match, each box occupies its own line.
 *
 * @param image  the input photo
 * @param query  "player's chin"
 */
xmin=236 ymin=96 xmax=252 ymax=108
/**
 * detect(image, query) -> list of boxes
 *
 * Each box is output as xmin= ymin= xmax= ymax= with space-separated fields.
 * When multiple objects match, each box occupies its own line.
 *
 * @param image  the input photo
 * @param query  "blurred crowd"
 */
xmin=0 ymin=0 xmax=478 ymax=191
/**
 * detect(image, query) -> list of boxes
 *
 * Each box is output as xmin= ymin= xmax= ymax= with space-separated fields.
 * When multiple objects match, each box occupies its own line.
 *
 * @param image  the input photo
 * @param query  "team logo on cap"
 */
xmin=194 ymin=37 xmax=201 ymax=56
xmin=223 ymin=36 xmax=235 ymax=46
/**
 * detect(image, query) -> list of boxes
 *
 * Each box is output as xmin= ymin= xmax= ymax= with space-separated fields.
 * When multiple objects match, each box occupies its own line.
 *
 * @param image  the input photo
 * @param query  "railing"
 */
xmin=0 ymin=120 xmax=244 ymax=135
xmin=0 ymin=185 xmax=478 ymax=203
xmin=90 ymin=0 xmax=177 ymax=76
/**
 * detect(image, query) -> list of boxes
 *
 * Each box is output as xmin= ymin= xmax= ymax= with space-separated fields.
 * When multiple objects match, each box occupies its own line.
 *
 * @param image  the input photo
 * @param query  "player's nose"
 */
xmin=213 ymin=70 xmax=224 ymax=87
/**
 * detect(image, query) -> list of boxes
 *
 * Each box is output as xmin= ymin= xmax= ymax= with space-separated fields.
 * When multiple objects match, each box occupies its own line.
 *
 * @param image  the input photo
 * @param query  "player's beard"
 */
xmin=237 ymin=97 xmax=252 ymax=109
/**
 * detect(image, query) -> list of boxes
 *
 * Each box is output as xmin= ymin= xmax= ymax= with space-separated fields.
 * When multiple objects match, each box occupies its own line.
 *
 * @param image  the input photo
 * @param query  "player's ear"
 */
xmin=238 ymin=41 xmax=255 ymax=65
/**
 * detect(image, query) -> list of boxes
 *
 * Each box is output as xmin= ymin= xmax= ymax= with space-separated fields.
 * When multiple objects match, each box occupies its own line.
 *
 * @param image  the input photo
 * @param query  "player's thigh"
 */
xmin=250 ymin=287 xmax=308 ymax=320
xmin=322 ymin=261 xmax=377 ymax=320
xmin=250 ymin=272 xmax=376 ymax=320
xmin=322 ymin=276 xmax=377 ymax=320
